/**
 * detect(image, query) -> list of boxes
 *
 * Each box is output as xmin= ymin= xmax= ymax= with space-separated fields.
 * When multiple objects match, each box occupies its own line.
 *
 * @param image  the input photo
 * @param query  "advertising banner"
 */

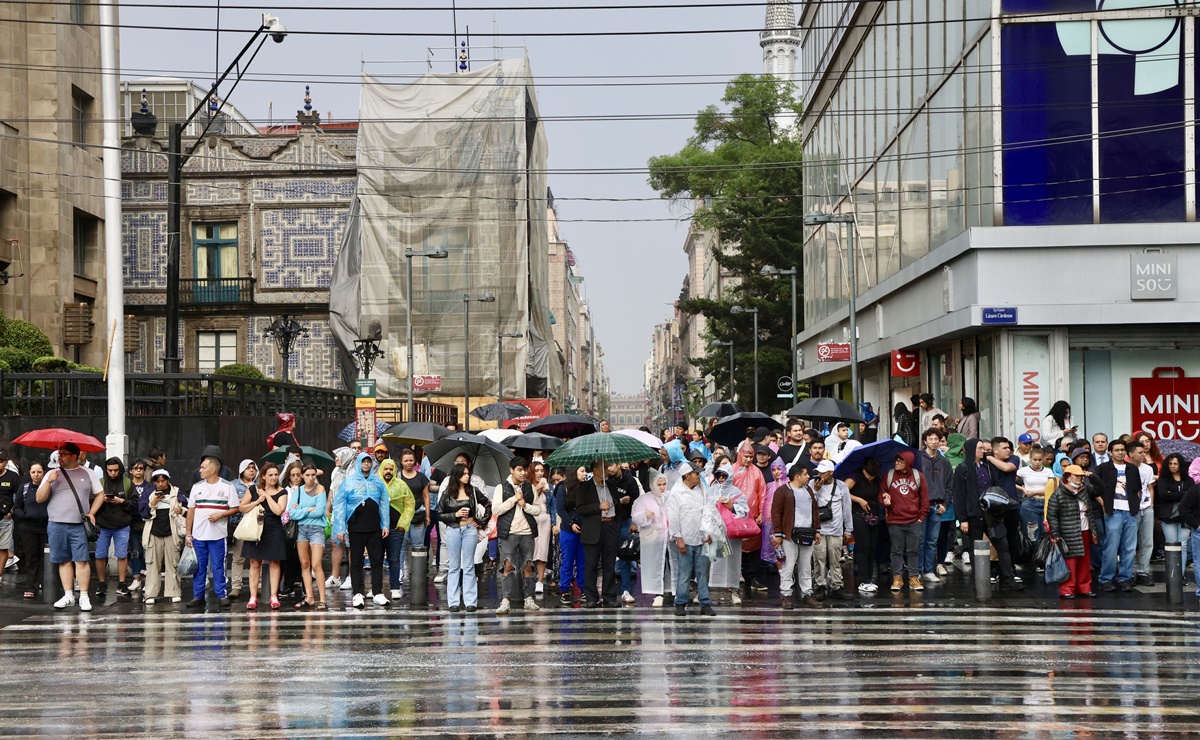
xmin=1131 ymin=367 xmax=1200 ymax=441
xmin=1012 ymin=335 xmax=1050 ymax=443
xmin=505 ymin=398 xmax=553 ymax=431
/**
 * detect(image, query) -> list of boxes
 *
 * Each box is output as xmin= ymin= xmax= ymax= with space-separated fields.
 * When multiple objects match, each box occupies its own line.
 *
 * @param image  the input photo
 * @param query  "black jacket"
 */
xmin=610 ymin=470 xmax=640 ymax=522
xmin=1155 ymin=475 xmax=1195 ymax=522
xmin=566 ymin=478 xmax=605 ymax=546
xmin=436 ymin=484 xmax=491 ymax=529
xmin=1046 ymin=483 xmax=1098 ymax=559
xmin=1178 ymin=485 xmax=1200 ymax=530
xmin=0 ymin=469 xmax=18 ymax=518
xmin=13 ymin=481 xmax=48 ymax=534
xmin=95 ymin=473 xmax=138 ymax=530
xmin=1094 ymin=461 xmax=1144 ymax=517
xmin=495 ymin=480 xmax=539 ymax=539
xmin=951 ymin=439 xmax=989 ymax=521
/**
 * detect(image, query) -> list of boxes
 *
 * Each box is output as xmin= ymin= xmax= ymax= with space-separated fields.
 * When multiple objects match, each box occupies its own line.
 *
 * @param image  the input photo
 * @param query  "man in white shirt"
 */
xmin=1128 ymin=443 xmax=1157 ymax=586
xmin=1096 ymin=439 xmax=1143 ymax=591
xmin=813 ymin=460 xmax=853 ymax=599
xmin=184 ymin=453 xmax=241 ymax=609
xmin=666 ymin=463 xmax=715 ymax=617
xmin=492 ymin=457 xmax=542 ymax=614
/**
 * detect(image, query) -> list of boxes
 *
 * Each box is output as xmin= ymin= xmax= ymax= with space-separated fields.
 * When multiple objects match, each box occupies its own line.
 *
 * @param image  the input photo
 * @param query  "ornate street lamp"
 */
xmin=351 ymin=319 xmax=384 ymax=379
xmin=265 ymin=314 xmax=307 ymax=384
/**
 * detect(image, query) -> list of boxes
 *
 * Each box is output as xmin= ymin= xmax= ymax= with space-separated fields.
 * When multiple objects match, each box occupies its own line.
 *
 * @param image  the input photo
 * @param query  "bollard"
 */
xmin=408 ymin=546 xmax=428 ymax=607
xmin=1165 ymin=543 xmax=1183 ymax=605
xmin=43 ymin=546 xmax=61 ymax=603
xmin=973 ymin=540 xmax=992 ymax=601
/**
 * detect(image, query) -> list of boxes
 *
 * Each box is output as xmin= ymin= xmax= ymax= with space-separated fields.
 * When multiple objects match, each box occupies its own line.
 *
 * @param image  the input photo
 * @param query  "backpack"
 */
xmin=885 ymin=469 xmax=923 ymax=490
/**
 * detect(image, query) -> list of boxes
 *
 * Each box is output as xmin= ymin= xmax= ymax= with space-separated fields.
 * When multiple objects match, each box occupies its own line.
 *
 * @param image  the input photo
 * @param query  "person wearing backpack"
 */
xmin=881 ymin=450 xmax=928 ymax=592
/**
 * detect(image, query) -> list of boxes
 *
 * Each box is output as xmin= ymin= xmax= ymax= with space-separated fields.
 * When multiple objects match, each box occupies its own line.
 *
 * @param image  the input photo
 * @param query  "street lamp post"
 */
xmin=709 ymin=339 xmax=734 ymax=403
xmin=497 ymin=331 xmax=522 ymax=401
xmin=351 ymin=319 xmax=384 ymax=379
xmin=730 ymin=306 xmax=759 ymax=411
xmin=265 ymin=315 xmax=307 ymax=384
xmin=163 ymin=14 xmax=288 ymax=374
xmin=803 ymin=211 xmax=859 ymax=408
xmin=463 ymin=293 xmax=496 ymax=432
xmin=404 ymin=247 xmax=449 ymax=422
xmin=761 ymin=265 xmax=798 ymax=401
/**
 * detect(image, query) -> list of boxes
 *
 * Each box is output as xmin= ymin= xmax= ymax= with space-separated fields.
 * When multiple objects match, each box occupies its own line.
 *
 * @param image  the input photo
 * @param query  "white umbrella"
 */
xmin=479 ymin=428 xmax=522 ymax=445
xmin=613 ymin=428 xmax=664 ymax=450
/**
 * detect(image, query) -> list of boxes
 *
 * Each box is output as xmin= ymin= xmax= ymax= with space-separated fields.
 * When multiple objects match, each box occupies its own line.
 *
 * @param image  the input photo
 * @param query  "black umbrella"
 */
xmin=381 ymin=421 xmax=453 ymax=447
xmin=509 ymin=432 xmax=565 ymax=453
xmin=470 ymin=401 xmax=532 ymax=422
xmin=423 ymin=432 xmax=515 ymax=487
xmin=708 ymin=412 xmax=784 ymax=449
xmin=524 ymin=414 xmax=599 ymax=439
xmin=698 ymin=401 xmax=740 ymax=419
xmin=786 ymin=397 xmax=865 ymax=424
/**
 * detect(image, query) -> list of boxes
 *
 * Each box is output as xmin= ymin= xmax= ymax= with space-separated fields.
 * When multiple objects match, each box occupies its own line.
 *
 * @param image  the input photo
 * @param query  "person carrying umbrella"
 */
xmin=566 ymin=459 xmax=622 ymax=608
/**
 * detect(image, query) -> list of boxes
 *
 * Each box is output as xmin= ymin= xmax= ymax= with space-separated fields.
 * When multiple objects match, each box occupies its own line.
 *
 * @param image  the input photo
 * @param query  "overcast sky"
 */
xmin=120 ymin=1 xmax=766 ymax=395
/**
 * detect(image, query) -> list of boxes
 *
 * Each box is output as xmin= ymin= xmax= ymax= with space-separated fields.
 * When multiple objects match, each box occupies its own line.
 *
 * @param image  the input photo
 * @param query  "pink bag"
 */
xmin=719 ymin=503 xmax=761 ymax=539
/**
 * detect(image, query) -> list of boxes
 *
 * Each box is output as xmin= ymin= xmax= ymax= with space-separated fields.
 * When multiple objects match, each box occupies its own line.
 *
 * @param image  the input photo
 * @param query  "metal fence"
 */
xmin=0 ymin=373 xmax=353 ymax=419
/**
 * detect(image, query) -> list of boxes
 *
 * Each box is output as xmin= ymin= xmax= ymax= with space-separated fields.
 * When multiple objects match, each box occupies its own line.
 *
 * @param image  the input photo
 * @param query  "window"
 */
xmin=197 ymin=331 xmax=237 ymax=372
xmin=71 ymin=89 xmax=91 ymax=146
xmin=70 ymin=0 xmax=84 ymax=24
xmin=73 ymin=211 xmax=96 ymax=276
xmin=192 ymin=222 xmax=239 ymax=302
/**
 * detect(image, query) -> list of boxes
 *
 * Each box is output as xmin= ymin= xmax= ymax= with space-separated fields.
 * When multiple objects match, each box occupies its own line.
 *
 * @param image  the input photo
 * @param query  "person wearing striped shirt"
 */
xmin=184 ymin=454 xmax=241 ymax=609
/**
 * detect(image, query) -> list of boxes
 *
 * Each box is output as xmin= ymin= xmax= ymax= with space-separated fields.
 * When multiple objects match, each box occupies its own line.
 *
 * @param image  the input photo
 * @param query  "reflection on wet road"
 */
xmin=4 ymin=606 xmax=1199 ymax=736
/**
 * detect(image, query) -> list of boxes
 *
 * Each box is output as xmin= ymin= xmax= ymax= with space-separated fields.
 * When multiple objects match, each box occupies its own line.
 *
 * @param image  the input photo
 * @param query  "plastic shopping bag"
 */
xmin=1043 ymin=541 xmax=1070 ymax=585
xmin=177 ymin=545 xmax=198 ymax=577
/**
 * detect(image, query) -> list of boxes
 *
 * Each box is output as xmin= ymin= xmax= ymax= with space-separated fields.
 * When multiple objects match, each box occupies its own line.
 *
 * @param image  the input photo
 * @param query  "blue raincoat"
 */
xmin=333 ymin=452 xmax=389 ymax=537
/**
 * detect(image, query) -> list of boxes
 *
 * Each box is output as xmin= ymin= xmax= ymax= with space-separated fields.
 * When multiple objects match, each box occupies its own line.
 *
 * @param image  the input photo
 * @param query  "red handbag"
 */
xmin=719 ymin=502 xmax=761 ymax=539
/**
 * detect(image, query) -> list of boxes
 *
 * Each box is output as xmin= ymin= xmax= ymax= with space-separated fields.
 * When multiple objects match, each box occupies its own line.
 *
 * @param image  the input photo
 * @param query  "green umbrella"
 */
xmin=262 ymin=445 xmax=336 ymax=472
xmin=544 ymin=432 xmax=660 ymax=470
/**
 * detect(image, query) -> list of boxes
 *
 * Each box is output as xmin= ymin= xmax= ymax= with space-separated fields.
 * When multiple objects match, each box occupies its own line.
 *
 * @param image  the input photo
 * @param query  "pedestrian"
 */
xmin=398 ymin=447 xmax=431 ymax=589
xmin=667 ymin=462 xmax=716 ymax=616
xmin=1156 ymin=453 xmax=1194 ymax=582
xmin=184 ymin=451 xmax=240 ymax=609
xmin=893 ymin=403 xmax=917 ymax=447
xmin=333 ymin=452 xmax=390 ymax=608
xmin=938 ymin=433 xmax=967 ymax=570
xmin=13 ymin=461 xmax=48 ymax=600
xmin=138 ymin=469 xmax=186 ymax=604
xmin=0 ymin=450 xmax=17 ymax=588
xmin=812 ymin=459 xmax=853 ymax=600
xmin=493 ymin=457 xmax=542 ymax=614
xmin=1127 ymin=442 xmax=1157 ymax=586
xmin=1045 ymin=464 xmax=1098 ymax=599
xmin=1177 ymin=477 xmax=1200 ymax=595
xmin=918 ymin=428 xmax=952 ymax=585
xmin=1016 ymin=446 xmax=1055 ymax=545
xmin=771 ymin=463 xmax=821 ymax=609
xmin=528 ymin=460 xmax=554 ymax=597
xmin=917 ymin=393 xmax=946 ymax=435
xmin=1091 ymin=433 xmax=1111 ymax=467
xmin=377 ymin=459 xmax=414 ymax=602
xmin=88 ymin=458 xmax=138 ymax=600
xmin=228 ymin=459 xmax=257 ymax=600
xmin=37 ymin=442 xmax=101 ymax=611
xmin=566 ymin=459 xmax=621 ymax=609
xmin=1041 ymin=401 xmax=1077 ymax=450
xmin=824 ymin=423 xmax=862 ymax=465
xmin=605 ymin=461 xmax=641 ymax=605
xmin=436 ymin=462 xmax=491 ymax=612
xmin=778 ymin=420 xmax=808 ymax=470
xmin=631 ymin=469 xmax=671 ymax=607
xmin=1093 ymin=438 xmax=1142 ymax=592
xmin=846 ymin=458 xmax=883 ymax=594
xmin=986 ymin=436 xmax=1027 ymax=589
xmin=721 ymin=442 xmax=762 ymax=604
xmin=555 ymin=465 xmax=587 ymax=605
xmin=434 ymin=453 xmax=488 ymax=585
xmin=955 ymin=398 xmax=980 ymax=440
xmin=125 ymin=459 xmax=150 ymax=595
xmin=327 ymin=447 xmax=355 ymax=591
xmin=882 ymin=450 xmax=928 ymax=592
xmin=238 ymin=462 xmax=288 ymax=609
xmin=756 ymin=456 xmax=787 ymax=599
xmin=287 ymin=464 xmax=329 ymax=610
xmin=1065 ymin=447 xmax=1106 ymax=571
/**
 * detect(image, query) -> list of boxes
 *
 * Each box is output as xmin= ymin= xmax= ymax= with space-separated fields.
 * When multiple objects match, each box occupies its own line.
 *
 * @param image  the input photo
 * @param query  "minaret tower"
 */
xmin=760 ymin=0 xmax=799 ymax=82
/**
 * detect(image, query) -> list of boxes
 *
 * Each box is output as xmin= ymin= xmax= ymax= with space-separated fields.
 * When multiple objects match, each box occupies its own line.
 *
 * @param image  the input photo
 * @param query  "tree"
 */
xmin=647 ymin=75 xmax=805 ymax=415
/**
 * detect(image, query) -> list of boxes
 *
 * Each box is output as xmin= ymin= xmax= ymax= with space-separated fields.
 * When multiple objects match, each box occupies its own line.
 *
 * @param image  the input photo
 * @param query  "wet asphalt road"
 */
xmin=2 ymin=561 xmax=1199 ymax=737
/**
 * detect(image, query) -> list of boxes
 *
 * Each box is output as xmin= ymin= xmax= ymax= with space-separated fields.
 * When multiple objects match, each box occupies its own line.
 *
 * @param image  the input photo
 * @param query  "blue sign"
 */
xmin=981 ymin=307 xmax=1018 ymax=325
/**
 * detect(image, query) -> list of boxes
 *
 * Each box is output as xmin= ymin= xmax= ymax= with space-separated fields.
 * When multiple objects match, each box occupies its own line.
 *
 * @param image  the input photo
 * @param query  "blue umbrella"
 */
xmin=337 ymin=420 xmax=391 ymax=443
xmin=833 ymin=439 xmax=922 ymax=481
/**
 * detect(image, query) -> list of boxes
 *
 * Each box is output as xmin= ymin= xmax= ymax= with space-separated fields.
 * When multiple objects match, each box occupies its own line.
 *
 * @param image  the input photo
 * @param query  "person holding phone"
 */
xmin=138 ymin=469 xmax=186 ymax=604
xmin=436 ymin=463 xmax=491 ymax=612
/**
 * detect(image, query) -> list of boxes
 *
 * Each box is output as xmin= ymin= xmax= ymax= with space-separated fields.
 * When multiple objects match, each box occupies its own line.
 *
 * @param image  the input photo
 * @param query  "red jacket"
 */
xmin=883 ymin=450 xmax=928 ymax=525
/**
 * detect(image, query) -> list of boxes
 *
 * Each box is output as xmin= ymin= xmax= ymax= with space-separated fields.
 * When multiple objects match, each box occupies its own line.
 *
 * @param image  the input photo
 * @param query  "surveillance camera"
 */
xmin=262 ymin=13 xmax=287 ymax=43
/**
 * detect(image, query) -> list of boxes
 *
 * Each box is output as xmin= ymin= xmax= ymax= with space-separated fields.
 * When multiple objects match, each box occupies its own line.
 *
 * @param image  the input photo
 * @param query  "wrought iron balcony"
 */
xmin=179 ymin=277 xmax=255 ymax=306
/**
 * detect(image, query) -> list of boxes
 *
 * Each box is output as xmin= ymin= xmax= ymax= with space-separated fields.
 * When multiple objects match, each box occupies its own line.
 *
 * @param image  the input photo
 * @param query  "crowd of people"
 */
xmin=2 ymin=396 xmax=1197 ymax=616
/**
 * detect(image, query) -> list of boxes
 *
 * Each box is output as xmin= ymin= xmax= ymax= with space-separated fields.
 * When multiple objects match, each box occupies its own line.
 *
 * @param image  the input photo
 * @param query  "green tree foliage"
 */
xmin=1 ymin=318 xmax=53 ymax=358
xmin=648 ymin=75 xmax=805 ymax=414
xmin=0 ymin=347 xmax=36 ymax=372
xmin=214 ymin=363 xmax=266 ymax=380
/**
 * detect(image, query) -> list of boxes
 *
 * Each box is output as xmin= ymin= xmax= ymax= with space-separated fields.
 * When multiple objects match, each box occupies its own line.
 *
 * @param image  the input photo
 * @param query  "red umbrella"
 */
xmin=12 ymin=428 xmax=106 ymax=452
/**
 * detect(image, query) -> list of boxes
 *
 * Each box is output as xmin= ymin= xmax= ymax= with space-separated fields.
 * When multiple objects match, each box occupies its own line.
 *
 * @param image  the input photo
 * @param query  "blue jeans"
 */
xmin=444 ymin=525 xmax=479 ymax=608
xmin=919 ymin=505 xmax=943 ymax=575
xmin=615 ymin=518 xmax=637 ymax=595
xmin=674 ymin=544 xmax=710 ymax=607
xmin=558 ymin=527 xmax=585 ymax=592
xmin=1019 ymin=497 xmax=1046 ymax=544
xmin=1100 ymin=510 xmax=1138 ymax=585
xmin=1161 ymin=522 xmax=1192 ymax=579
xmin=1191 ymin=532 xmax=1200 ymax=596
xmin=385 ymin=527 xmax=406 ymax=590
xmin=1089 ymin=508 xmax=1106 ymax=572
xmin=193 ymin=538 xmax=228 ymax=599
xmin=1135 ymin=508 xmax=1155 ymax=576
xmin=401 ymin=523 xmax=426 ymax=584
xmin=129 ymin=527 xmax=145 ymax=577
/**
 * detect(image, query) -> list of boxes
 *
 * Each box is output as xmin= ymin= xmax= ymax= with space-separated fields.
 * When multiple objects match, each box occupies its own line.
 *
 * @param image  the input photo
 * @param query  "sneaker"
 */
xmin=325 ymin=576 xmax=338 ymax=588
xmin=621 ymin=590 xmax=635 ymax=604
xmin=390 ymin=589 xmax=403 ymax=600
xmin=373 ymin=593 xmax=389 ymax=606
xmin=496 ymin=598 xmax=511 ymax=614
xmin=935 ymin=564 xmax=948 ymax=577
xmin=170 ymin=596 xmax=182 ymax=603
xmin=909 ymin=576 xmax=924 ymax=591
xmin=340 ymin=577 xmax=352 ymax=590
xmin=185 ymin=598 xmax=204 ymax=608
xmin=674 ymin=604 xmax=686 ymax=616
xmin=5 ymin=556 xmax=17 ymax=570
xmin=144 ymin=597 xmax=157 ymax=605
xmin=890 ymin=576 xmax=903 ymax=592
xmin=700 ymin=604 xmax=716 ymax=616
xmin=466 ymin=605 xmax=477 ymax=612
xmin=560 ymin=593 xmax=574 ymax=606
xmin=116 ymin=583 xmax=132 ymax=598
xmin=922 ymin=572 xmax=940 ymax=584
xmin=54 ymin=592 xmax=76 ymax=609
xmin=1136 ymin=573 xmax=1153 ymax=587
xmin=524 ymin=597 xmax=540 ymax=612
xmin=352 ymin=594 xmax=365 ymax=608
xmin=943 ymin=552 xmax=955 ymax=564
xmin=448 ymin=605 xmax=460 ymax=613
xmin=535 ymin=582 xmax=545 ymax=595
xmin=79 ymin=593 xmax=92 ymax=611
xmin=730 ymin=591 xmax=742 ymax=605
xmin=129 ymin=578 xmax=142 ymax=592
xmin=858 ymin=583 xmax=873 ymax=595
xmin=434 ymin=572 xmax=447 ymax=584
xmin=865 ymin=582 xmax=879 ymax=593
xmin=217 ymin=597 xmax=231 ymax=608
xmin=652 ymin=595 xmax=664 ymax=608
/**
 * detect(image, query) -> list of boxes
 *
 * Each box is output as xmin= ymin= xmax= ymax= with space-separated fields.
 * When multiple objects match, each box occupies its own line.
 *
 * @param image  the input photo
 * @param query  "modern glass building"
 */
xmin=797 ymin=0 xmax=1200 ymax=442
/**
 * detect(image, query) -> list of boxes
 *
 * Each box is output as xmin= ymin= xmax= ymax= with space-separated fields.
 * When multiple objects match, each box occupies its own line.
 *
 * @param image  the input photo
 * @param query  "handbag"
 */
xmin=233 ymin=501 xmax=265 ymax=543
xmin=719 ymin=502 xmax=761 ymax=539
xmin=62 ymin=468 xmax=100 ymax=543
xmin=1043 ymin=540 xmax=1070 ymax=585
xmin=617 ymin=532 xmax=640 ymax=561
xmin=817 ymin=502 xmax=834 ymax=522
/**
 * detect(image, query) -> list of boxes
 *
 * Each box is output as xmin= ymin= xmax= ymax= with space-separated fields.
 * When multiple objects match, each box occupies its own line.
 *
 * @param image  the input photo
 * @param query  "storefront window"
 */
xmin=928 ymin=348 xmax=956 ymax=424
xmin=977 ymin=334 xmax=995 ymax=438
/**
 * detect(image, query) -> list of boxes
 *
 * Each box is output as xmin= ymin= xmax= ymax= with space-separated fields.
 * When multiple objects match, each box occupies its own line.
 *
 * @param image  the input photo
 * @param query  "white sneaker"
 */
xmin=171 ymin=597 xmax=182 ymax=603
xmin=78 ymin=593 xmax=92 ymax=612
xmin=731 ymin=591 xmax=742 ymax=605
xmin=390 ymin=589 xmax=403 ymax=600
xmin=923 ymin=573 xmax=941 ymax=584
xmin=621 ymin=590 xmax=635 ymax=604
xmin=129 ymin=578 xmax=142 ymax=592
xmin=496 ymin=598 xmax=511 ymax=614
xmin=352 ymin=593 xmax=365 ymax=608
xmin=325 ymin=576 xmax=339 ymax=588
xmin=54 ymin=592 xmax=76 ymax=609
xmin=434 ymin=572 xmax=447 ymax=584
xmin=652 ymin=595 xmax=664 ymax=607
xmin=144 ymin=597 xmax=156 ymax=605
xmin=340 ymin=577 xmax=352 ymax=590
xmin=523 ymin=597 xmax=540 ymax=611
xmin=858 ymin=583 xmax=873 ymax=595
xmin=935 ymin=564 xmax=948 ymax=577
xmin=944 ymin=552 xmax=955 ymax=564
xmin=535 ymin=582 xmax=544 ymax=595
xmin=373 ymin=593 xmax=389 ymax=606
xmin=5 ymin=556 xmax=17 ymax=570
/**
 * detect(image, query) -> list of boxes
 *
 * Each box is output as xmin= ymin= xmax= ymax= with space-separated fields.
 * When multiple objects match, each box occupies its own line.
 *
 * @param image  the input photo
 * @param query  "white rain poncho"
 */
xmin=631 ymin=470 xmax=671 ymax=595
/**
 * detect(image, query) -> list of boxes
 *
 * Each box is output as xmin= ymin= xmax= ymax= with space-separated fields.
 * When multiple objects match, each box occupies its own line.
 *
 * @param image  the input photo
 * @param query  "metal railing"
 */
xmin=1 ymin=372 xmax=352 ymax=419
xmin=179 ymin=277 xmax=255 ymax=305
xmin=375 ymin=399 xmax=459 ymax=428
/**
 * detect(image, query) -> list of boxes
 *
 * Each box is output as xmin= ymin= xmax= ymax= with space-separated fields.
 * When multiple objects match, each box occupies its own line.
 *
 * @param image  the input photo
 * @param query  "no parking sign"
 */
xmin=1131 ymin=367 xmax=1200 ymax=441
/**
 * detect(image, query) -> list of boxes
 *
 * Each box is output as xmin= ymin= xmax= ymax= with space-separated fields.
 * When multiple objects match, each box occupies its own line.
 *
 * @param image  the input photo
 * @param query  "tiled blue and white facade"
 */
xmin=121 ymin=115 xmax=356 ymax=390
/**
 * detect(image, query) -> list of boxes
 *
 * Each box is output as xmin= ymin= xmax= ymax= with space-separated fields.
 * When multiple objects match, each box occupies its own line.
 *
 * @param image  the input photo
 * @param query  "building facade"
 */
xmin=1 ymin=0 xmax=109 ymax=366
xmin=608 ymin=394 xmax=649 ymax=430
xmin=797 ymin=0 xmax=1200 ymax=442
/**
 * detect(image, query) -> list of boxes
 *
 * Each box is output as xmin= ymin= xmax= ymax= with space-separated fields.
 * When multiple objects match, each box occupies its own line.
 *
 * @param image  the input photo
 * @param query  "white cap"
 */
xmin=816 ymin=460 xmax=836 ymax=473
xmin=151 ymin=468 xmax=171 ymax=480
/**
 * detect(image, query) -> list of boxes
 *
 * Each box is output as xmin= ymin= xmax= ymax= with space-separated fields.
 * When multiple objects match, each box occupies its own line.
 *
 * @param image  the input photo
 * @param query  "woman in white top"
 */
xmin=1042 ymin=401 xmax=1077 ymax=446
xmin=824 ymin=423 xmax=862 ymax=464
xmin=632 ymin=470 xmax=672 ymax=607
xmin=528 ymin=461 xmax=553 ymax=595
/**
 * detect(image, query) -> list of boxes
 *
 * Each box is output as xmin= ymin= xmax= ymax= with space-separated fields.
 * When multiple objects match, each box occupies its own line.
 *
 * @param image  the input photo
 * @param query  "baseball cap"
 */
xmin=816 ymin=459 xmax=836 ymax=473
xmin=1017 ymin=433 xmax=1034 ymax=444
xmin=685 ymin=461 xmax=706 ymax=476
xmin=151 ymin=468 xmax=171 ymax=480
xmin=753 ymin=444 xmax=774 ymax=457
xmin=374 ymin=442 xmax=388 ymax=452
xmin=1062 ymin=464 xmax=1086 ymax=476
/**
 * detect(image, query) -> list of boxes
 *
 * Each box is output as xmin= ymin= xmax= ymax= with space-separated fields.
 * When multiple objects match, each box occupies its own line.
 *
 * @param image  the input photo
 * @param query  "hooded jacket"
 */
xmin=376 ymin=460 xmax=415 ymax=531
xmin=945 ymin=434 xmax=967 ymax=470
xmin=882 ymin=450 xmax=928 ymax=525
xmin=94 ymin=458 xmax=138 ymax=530
xmin=334 ymin=452 xmax=390 ymax=536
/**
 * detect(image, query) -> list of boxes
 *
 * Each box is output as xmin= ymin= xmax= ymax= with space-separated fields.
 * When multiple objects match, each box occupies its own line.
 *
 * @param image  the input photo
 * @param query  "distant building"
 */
xmin=608 ymin=394 xmax=648 ymax=430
